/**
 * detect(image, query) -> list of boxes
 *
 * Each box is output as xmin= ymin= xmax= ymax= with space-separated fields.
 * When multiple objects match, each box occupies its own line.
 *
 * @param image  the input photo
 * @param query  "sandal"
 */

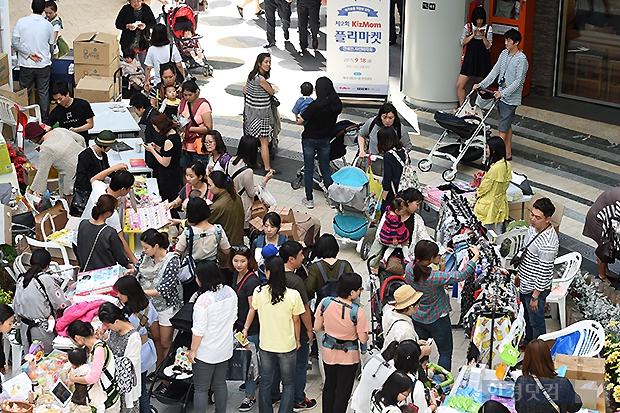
xmin=236 ymin=5 xmax=244 ymax=17
xmin=598 ymin=275 xmax=611 ymax=283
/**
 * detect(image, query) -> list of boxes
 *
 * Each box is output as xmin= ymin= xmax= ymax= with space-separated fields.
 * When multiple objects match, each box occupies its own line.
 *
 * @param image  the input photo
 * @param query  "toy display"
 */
xmin=73 ymin=265 xmax=122 ymax=296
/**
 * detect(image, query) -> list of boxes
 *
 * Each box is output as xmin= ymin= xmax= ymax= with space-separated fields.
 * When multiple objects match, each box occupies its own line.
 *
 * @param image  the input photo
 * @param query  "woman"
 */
xmin=114 ymin=276 xmax=158 ymax=413
xmin=479 ymin=401 xmax=511 ymax=413
xmin=379 ymin=127 xmax=407 ymax=213
xmin=369 ymin=189 xmax=433 ymax=268
xmin=392 ymin=341 xmax=437 ymax=413
xmin=252 ymin=256 xmax=305 ymax=413
xmin=405 ymin=240 xmax=480 ymax=371
xmin=14 ymin=249 xmax=70 ymax=355
xmin=235 ymin=0 xmax=263 ymax=18
xmin=204 ymin=130 xmax=231 ymax=174
xmin=166 ymin=161 xmax=209 ymax=212
xmin=297 ymin=76 xmax=342 ymax=209
xmin=207 ymin=171 xmax=245 ymax=249
xmin=188 ymin=260 xmax=238 ymax=413
xmin=179 ymin=79 xmax=213 ymax=167
xmin=226 ymin=135 xmax=274 ymax=229
xmin=357 ymin=103 xmax=413 ymax=163
xmin=370 ymin=370 xmax=413 ymax=413
xmin=148 ymin=64 xmax=182 ymax=109
xmin=115 ymin=0 xmax=156 ymax=66
xmin=68 ymin=320 xmax=120 ymax=413
xmin=131 ymin=229 xmax=181 ymax=366
xmin=0 ymin=304 xmax=15 ymax=388
xmin=98 ymin=303 xmax=142 ymax=413
xmin=515 ymin=339 xmax=582 ymax=413
xmin=381 ymin=285 xmax=431 ymax=354
xmin=474 ymin=136 xmax=512 ymax=234
xmin=252 ymin=212 xmax=289 ymax=249
xmin=583 ymin=187 xmax=620 ymax=283
xmin=456 ymin=6 xmax=492 ymax=105
xmin=244 ymin=53 xmax=276 ymax=173
xmin=143 ymin=24 xmax=184 ymax=88
xmin=77 ymin=194 xmax=132 ymax=272
xmin=230 ymin=246 xmax=261 ymax=411
xmin=314 ymin=273 xmax=369 ymax=413
xmin=175 ymin=197 xmax=232 ymax=300
xmin=144 ymin=113 xmax=182 ymax=204
xmin=23 ymin=122 xmax=86 ymax=199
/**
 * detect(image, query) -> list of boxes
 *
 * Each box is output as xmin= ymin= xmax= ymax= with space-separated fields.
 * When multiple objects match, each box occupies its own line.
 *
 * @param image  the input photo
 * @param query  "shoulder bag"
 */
xmin=531 ymin=375 xmax=560 ymax=413
xmin=225 ymin=161 xmax=250 ymax=196
xmin=510 ymin=223 xmax=551 ymax=268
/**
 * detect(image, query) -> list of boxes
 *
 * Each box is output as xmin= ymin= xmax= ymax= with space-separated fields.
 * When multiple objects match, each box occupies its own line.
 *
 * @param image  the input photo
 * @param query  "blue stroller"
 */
xmin=326 ymin=166 xmax=377 ymax=259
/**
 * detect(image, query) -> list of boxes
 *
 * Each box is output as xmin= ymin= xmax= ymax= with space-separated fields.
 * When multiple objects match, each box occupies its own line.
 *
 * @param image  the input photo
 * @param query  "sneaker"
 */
xmin=294 ymin=398 xmax=317 ymax=412
xmin=239 ymin=397 xmax=256 ymax=412
xmin=302 ymin=198 xmax=314 ymax=209
xmin=271 ymin=398 xmax=281 ymax=406
xmin=239 ymin=383 xmax=246 ymax=391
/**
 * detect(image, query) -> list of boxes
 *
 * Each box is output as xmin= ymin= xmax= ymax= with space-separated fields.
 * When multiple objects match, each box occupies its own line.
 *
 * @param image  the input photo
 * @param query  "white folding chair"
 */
xmin=489 ymin=226 xmax=528 ymax=267
xmin=547 ymin=252 xmax=582 ymax=329
xmin=538 ymin=320 xmax=605 ymax=357
xmin=15 ymin=235 xmax=76 ymax=289
xmin=0 ymin=96 xmax=42 ymax=149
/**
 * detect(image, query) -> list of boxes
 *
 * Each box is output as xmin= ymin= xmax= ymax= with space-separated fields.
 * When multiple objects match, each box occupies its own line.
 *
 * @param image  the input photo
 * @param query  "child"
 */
xmin=44 ymin=1 xmax=67 ymax=58
xmin=379 ymin=198 xmax=410 ymax=263
xmin=68 ymin=348 xmax=105 ymax=413
xmin=159 ymin=85 xmax=181 ymax=120
xmin=420 ymin=355 xmax=454 ymax=396
xmin=292 ymin=81 xmax=314 ymax=122
xmin=120 ymin=49 xmax=146 ymax=90
xmin=182 ymin=29 xmax=205 ymax=64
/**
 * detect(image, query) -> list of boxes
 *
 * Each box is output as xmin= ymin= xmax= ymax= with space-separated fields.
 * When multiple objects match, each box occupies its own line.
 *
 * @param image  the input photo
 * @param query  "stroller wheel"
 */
xmin=151 ymin=408 xmax=158 ymax=413
xmin=360 ymin=239 xmax=371 ymax=261
xmin=291 ymin=174 xmax=303 ymax=190
xmin=418 ymin=158 xmax=432 ymax=172
xmin=442 ymin=169 xmax=457 ymax=182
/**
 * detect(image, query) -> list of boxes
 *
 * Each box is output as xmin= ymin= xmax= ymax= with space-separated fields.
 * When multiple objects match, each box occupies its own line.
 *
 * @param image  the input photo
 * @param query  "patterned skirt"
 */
xmin=246 ymin=116 xmax=272 ymax=140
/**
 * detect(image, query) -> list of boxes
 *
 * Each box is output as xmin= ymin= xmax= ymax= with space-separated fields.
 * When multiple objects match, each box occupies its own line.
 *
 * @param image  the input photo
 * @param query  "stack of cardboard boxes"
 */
xmin=73 ymin=32 xmax=120 ymax=102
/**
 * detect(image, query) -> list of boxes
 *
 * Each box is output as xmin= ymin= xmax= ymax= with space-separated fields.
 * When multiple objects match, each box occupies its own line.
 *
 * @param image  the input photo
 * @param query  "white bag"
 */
xmin=257 ymin=186 xmax=276 ymax=208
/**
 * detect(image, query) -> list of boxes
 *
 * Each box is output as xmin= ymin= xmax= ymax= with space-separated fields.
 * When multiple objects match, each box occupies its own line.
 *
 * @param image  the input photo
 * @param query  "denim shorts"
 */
xmin=497 ymin=100 xmax=517 ymax=133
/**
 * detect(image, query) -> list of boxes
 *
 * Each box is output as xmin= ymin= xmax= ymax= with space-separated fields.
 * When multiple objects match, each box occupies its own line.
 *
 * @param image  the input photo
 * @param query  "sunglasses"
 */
xmin=232 ymin=246 xmax=250 ymax=253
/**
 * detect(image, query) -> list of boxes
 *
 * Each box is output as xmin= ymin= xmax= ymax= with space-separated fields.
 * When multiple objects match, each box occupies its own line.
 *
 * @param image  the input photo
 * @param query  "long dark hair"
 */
xmin=140 ymin=228 xmax=170 ymax=249
xmin=98 ymin=302 xmax=128 ymax=324
xmin=210 ymin=170 xmax=238 ymax=201
xmin=196 ymin=260 xmax=225 ymax=293
xmin=114 ymin=276 xmax=150 ymax=315
xmin=150 ymin=24 xmax=170 ymax=46
xmin=376 ymin=126 xmax=403 ymax=155
xmin=522 ymin=339 xmax=557 ymax=379
xmin=0 ymin=304 xmax=14 ymax=324
xmin=261 ymin=256 xmax=286 ymax=305
xmin=187 ymin=161 xmax=207 ymax=183
xmin=234 ymin=135 xmax=259 ymax=169
xmin=393 ymin=340 xmax=421 ymax=375
xmin=314 ymin=77 xmax=342 ymax=113
xmin=21 ymin=249 xmax=51 ymax=288
xmin=485 ymin=136 xmax=507 ymax=169
xmin=412 ymin=240 xmax=439 ymax=282
xmin=371 ymin=102 xmax=402 ymax=142
xmin=471 ymin=6 xmax=487 ymax=26
xmin=248 ymin=53 xmax=271 ymax=80
xmin=373 ymin=370 xmax=412 ymax=407
xmin=205 ymin=130 xmax=227 ymax=156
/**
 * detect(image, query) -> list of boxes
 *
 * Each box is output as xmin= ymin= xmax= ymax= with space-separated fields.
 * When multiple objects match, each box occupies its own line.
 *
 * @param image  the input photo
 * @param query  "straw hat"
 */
xmin=393 ymin=285 xmax=423 ymax=310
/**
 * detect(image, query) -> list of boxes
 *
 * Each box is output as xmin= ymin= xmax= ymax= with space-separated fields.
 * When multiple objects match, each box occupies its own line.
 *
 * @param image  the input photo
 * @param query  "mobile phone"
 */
xmin=235 ymin=331 xmax=250 ymax=347
xmin=426 ymin=338 xmax=434 ymax=347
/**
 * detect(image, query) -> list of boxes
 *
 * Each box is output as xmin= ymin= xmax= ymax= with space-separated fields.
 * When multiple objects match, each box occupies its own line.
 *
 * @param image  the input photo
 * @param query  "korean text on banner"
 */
xmin=327 ymin=0 xmax=389 ymax=97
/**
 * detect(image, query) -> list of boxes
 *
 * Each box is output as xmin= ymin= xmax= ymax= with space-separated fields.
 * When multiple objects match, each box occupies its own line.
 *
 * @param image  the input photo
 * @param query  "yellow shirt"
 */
xmin=252 ymin=286 xmax=305 ymax=353
xmin=474 ymin=159 xmax=512 ymax=225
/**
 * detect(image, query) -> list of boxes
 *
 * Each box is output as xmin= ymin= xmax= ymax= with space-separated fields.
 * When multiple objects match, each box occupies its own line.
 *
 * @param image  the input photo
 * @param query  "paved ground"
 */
xmin=8 ymin=0 xmax=620 ymax=412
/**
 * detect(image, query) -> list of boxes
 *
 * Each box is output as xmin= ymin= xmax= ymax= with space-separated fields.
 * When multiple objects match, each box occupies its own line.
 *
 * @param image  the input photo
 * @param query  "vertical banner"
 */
xmin=327 ymin=0 xmax=389 ymax=97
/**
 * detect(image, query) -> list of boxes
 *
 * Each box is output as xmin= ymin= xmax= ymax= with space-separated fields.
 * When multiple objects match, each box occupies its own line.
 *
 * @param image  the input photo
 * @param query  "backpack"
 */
xmin=319 ymin=297 xmax=361 ymax=352
xmin=316 ymin=261 xmax=346 ymax=299
xmin=114 ymin=355 xmax=137 ymax=394
xmin=90 ymin=342 xmax=120 ymax=409
xmin=389 ymin=149 xmax=420 ymax=192
xmin=320 ymin=296 xmax=360 ymax=326
xmin=178 ymin=224 xmax=224 ymax=283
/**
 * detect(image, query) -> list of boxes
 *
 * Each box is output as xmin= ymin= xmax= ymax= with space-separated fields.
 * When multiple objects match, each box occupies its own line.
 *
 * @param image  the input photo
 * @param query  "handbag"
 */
xmin=178 ymin=227 xmax=197 ymax=284
xmin=460 ymin=23 xmax=471 ymax=66
xmin=169 ymin=302 xmax=194 ymax=332
xmin=384 ymin=255 xmax=405 ymax=276
xmin=226 ymin=347 xmax=252 ymax=381
xmin=270 ymin=95 xmax=280 ymax=107
xmin=510 ymin=223 xmax=551 ymax=268
xmin=531 ymin=375 xmax=560 ymax=413
xmin=511 ymin=172 xmax=534 ymax=196
xmin=70 ymin=187 xmax=91 ymax=216
xmin=57 ymin=35 xmax=70 ymax=58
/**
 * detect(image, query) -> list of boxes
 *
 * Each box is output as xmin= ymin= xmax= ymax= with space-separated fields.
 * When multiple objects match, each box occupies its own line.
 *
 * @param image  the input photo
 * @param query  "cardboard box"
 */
xmin=248 ymin=216 xmax=297 ymax=241
xmin=269 ymin=206 xmax=295 ymax=224
xmin=22 ymin=163 xmax=37 ymax=186
xmin=571 ymin=380 xmax=604 ymax=410
xmin=251 ymin=200 xmax=268 ymax=220
xmin=0 ymin=53 xmax=9 ymax=87
xmin=0 ymin=205 xmax=13 ymax=245
xmin=75 ymin=76 xmax=114 ymax=102
xmin=509 ymin=193 xmax=565 ymax=232
xmin=74 ymin=60 xmax=120 ymax=83
xmin=0 ymin=84 xmax=30 ymax=138
xmin=73 ymin=32 xmax=119 ymax=65
xmin=35 ymin=203 xmax=68 ymax=241
xmin=554 ymin=354 xmax=605 ymax=381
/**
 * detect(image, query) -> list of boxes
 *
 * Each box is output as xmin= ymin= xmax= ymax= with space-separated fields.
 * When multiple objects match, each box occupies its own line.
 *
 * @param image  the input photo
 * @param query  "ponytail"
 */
xmin=140 ymin=228 xmax=170 ymax=249
xmin=210 ymin=170 xmax=238 ymax=201
xmin=21 ymin=249 xmax=51 ymax=288
xmin=92 ymin=194 xmax=117 ymax=220
xmin=412 ymin=240 xmax=439 ymax=283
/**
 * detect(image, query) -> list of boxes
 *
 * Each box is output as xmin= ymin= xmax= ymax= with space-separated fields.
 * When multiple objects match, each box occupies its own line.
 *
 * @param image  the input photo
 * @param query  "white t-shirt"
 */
xmin=81 ymin=181 xmax=122 ymax=232
xmin=145 ymin=44 xmax=182 ymax=85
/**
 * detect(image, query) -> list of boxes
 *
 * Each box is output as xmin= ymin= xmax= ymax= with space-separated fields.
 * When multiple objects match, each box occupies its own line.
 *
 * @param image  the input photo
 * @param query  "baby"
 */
xmin=292 ymin=81 xmax=314 ymax=122
xmin=182 ymin=29 xmax=205 ymax=64
xmin=159 ymin=85 xmax=181 ymax=120
xmin=68 ymin=348 xmax=105 ymax=413
xmin=120 ymin=49 xmax=145 ymax=90
xmin=379 ymin=198 xmax=410 ymax=264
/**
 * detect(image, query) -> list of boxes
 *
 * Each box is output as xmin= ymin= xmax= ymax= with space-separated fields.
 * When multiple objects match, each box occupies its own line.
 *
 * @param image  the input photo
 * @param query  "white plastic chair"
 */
xmin=489 ymin=226 xmax=528 ymax=267
xmin=547 ymin=252 xmax=582 ymax=329
xmin=538 ymin=320 xmax=605 ymax=357
xmin=0 ymin=95 xmax=42 ymax=149
xmin=15 ymin=235 xmax=76 ymax=289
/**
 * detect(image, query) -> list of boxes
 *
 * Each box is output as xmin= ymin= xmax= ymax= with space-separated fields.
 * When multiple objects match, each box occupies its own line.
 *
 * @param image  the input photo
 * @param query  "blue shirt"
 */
xmin=479 ymin=49 xmax=528 ymax=106
xmin=292 ymin=97 xmax=314 ymax=116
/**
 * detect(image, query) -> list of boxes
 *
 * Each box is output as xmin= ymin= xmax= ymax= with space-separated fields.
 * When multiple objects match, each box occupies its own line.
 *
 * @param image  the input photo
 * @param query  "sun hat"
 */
xmin=393 ymin=285 xmax=423 ymax=310
xmin=95 ymin=130 xmax=117 ymax=147
xmin=23 ymin=122 xmax=46 ymax=141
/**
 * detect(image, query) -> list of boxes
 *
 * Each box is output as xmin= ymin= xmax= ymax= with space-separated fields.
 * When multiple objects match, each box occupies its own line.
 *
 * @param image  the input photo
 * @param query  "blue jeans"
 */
xmin=245 ymin=333 xmax=260 ymax=397
xmin=520 ymin=288 xmax=551 ymax=343
xmin=271 ymin=330 xmax=309 ymax=403
xmin=413 ymin=314 xmax=453 ymax=371
xmin=259 ymin=348 xmax=296 ymax=413
xmin=139 ymin=371 xmax=150 ymax=413
xmin=302 ymin=138 xmax=332 ymax=201
xmin=180 ymin=151 xmax=210 ymax=168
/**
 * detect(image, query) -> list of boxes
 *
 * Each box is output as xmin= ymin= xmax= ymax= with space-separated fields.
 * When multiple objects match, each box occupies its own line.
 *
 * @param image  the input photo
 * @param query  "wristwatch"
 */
xmin=531 ymin=296 xmax=539 ymax=301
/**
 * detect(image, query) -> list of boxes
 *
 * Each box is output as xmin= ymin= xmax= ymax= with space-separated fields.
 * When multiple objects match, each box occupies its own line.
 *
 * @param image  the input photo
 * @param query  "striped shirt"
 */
xmin=244 ymin=74 xmax=271 ymax=119
xmin=517 ymin=226 xmax=559 ymax=294
xmin=479 ymin=48 xmax=528 ymax=106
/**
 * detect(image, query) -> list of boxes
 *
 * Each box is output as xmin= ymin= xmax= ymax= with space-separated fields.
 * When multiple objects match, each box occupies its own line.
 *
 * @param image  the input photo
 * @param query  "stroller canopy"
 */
xmin=167 ymin=4 xmax=196 ymax=39
xmin=331 ymin=166 xmax=368 ymax=187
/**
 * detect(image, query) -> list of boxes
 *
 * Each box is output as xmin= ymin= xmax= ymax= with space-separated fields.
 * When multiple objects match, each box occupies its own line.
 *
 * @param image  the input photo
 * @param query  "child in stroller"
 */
xmin=165 ymin=4 xmax=213 ymax=77
xmin=120 ymin=49 xmax=145 ymax=90
xmin=181 ymin=28 xmax=205 ymax=65
xmin=379 ymin=198 xmax=411 ymax=264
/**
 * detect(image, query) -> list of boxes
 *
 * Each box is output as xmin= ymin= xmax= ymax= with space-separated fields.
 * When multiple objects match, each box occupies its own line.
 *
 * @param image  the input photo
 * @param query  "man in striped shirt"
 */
xmin=516 ymin=197 xmax=559 ymax=344
xmin=474 ymin=29 xmax=528 ymax=161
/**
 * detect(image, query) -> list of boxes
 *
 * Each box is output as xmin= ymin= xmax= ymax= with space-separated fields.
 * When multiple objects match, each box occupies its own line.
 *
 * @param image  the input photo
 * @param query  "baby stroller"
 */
xmin=325 ymin=166 xmax=377 ymax=258
xmin=417 ymin=89 xmax=497 ymax=182
xmin=164 ymin=4 xmax=214 ymax=77
xmin=148 ymin=314 xmax=194 ymax=413
xmin=290 ymin=120 xmax=362 ymax=191
xmin=367 ymin=271 xmax=407 ymax=350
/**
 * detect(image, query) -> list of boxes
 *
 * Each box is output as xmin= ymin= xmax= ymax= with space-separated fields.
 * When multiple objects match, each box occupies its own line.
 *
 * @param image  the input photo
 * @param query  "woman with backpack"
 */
xmin=314 ymin=272 xmax=369 ymax=413
xmin=68 ymin=320 xmax=120 ymax=413
xmin=98 ymin=303 xmax=142 ymax=413
xmin=370 ymin=370 xmax=413 ymax=413
xmin=178 ymin=79 xmax=213 ymax=167
xmin=207 ymin=171 xmax=245 ymax=251
xmin=203 ymin=130 xmax=231 ymax=174
xmin=126 ymin=229 xmax=181 ymax=368
xmin=114 ymin=276 xmax=158 ymax=413
xmin=14 ymin=249 xmax=70 ymax=356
